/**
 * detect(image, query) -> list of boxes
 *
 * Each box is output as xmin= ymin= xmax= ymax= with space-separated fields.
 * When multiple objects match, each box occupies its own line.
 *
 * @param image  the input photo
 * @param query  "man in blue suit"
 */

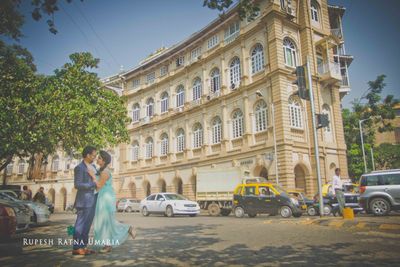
xmin=72 ymin=146 xmax=98 ymax=256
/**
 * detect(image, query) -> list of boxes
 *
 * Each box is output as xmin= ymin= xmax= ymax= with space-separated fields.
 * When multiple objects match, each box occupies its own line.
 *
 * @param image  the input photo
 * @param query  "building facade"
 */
xmin=6 ymin=0 xmax=352 ymax=211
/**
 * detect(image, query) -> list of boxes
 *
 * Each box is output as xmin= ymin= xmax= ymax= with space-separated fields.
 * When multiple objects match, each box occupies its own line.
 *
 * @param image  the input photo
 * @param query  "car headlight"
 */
xmin=290 ymin=198 xmax=299 ymax=206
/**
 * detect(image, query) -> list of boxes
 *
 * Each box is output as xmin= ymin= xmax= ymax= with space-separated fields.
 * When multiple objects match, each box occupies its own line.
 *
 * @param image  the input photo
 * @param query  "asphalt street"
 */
xmin=0 ymin=212 xmax=399 ymax=266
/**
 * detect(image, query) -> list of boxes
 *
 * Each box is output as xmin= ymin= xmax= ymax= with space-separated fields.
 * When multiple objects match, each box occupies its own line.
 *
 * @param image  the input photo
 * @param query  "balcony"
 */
xmin=331 ymin=28 xmax=343 ymax=40
xmin=207 ymin=90 xmax=221 ymax=101
xmin=224 ymin=31 xmax=240 ymax=45
xmin=340 ymin=74 xmax=350 ymax=87
xmin=317 ymin=62 xmax=342 ymax=84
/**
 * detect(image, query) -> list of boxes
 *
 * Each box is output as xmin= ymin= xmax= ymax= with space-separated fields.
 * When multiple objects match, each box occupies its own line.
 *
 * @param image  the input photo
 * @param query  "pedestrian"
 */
xmin=33 ymin=187 xmax=46 ymax=204
xmin=21 ymin=185 xmax=32 ymax=200
xmin=332 ymin=168 xmax=345 ymax=216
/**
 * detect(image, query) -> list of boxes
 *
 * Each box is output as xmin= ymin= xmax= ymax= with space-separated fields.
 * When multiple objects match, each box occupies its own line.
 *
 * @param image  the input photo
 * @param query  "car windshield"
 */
xmin=0 ymin=192 xmax=18 ymax=201
xmin=273 ymin=185 xmax=287 ymax=194
xmin=164 ymin=194 xmax=187 ymax=200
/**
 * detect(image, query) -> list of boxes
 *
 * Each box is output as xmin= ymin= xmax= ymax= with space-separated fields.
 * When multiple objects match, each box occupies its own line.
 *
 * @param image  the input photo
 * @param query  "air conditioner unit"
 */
xmin=176 ymin=107 xmax=184 ymax=112
xmin=207 ymin=95 xmax=211 ymax=101
xmin=287 ymin=6 xmax=295 ymax=17
xmin=142 ymin=117 xmax=150 ymax=124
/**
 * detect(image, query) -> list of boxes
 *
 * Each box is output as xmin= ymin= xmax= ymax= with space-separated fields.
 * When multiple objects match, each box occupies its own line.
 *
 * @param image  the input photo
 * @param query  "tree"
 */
xmin=374 ymin=143 xmax=400 ymax=170
xmin=203 ymin=0 xmax=260 ymax=21
xmin=342 ymin=75 xmax=399 ymax=179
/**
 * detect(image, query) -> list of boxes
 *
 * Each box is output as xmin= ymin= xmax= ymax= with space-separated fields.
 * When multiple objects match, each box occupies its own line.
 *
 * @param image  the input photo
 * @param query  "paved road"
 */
xmin=1 ymin=212 xmax=399 ymax=266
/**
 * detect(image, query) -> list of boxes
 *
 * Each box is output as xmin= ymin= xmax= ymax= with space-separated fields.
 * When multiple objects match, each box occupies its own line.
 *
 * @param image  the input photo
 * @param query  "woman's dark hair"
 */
xmin=98 ymin=150 xmax=112 ymax=174
xmin=82 ymin=145 xmax=96 ymax=158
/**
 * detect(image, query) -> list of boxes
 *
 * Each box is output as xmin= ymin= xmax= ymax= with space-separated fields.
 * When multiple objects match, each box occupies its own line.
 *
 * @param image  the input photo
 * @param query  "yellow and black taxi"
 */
xmin=233 ymin=182 xmax=303 ymax=218
xmin=287 ymin=190 xmax=314 ymax=211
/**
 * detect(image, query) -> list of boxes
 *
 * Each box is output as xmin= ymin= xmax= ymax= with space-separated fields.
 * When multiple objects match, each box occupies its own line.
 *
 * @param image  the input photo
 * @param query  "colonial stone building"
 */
xmin=6 ymin=0 xmax=352 ymax=211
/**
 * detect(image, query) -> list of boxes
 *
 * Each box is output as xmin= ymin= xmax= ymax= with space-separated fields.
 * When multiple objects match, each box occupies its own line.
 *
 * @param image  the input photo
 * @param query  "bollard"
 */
xmin=342 ymin=207 xmax=354 ymax=219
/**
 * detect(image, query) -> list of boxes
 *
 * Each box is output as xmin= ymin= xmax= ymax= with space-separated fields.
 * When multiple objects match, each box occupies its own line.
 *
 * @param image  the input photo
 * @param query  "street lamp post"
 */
xmin=359 ymin=119 xmax=368 ymax=174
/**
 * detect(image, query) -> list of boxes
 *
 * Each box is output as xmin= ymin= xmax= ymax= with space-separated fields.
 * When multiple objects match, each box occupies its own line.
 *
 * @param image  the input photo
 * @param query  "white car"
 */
xmin=140 ymin=193 xmax=200 ymax=217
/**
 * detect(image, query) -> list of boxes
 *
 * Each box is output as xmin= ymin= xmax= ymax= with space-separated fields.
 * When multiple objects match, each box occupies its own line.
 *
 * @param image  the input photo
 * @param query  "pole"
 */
xmin=271 ymin=103 xmax=279 ymax=185
xmin=306 ymin=56 xmax=324 ymax=217
xmin=359 ymin=120 xmax=368 ymax=173
xmin=370 ymin=147 xmax=375 ymax=171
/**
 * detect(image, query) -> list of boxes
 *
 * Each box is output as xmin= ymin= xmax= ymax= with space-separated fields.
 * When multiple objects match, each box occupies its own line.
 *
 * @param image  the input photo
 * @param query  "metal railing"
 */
xmin=331 ymin=28 xmax=343 ymax=39
xmin=340 ymin=75 xmax=350 ymax=87
xmin=224 ymin=31 xmax=240 ymax=45
xmin=317 ymin=62 xmax=341 ymax=78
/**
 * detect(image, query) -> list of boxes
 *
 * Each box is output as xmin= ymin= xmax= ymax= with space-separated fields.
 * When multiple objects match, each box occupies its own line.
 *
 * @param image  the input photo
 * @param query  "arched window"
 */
xmin=193 ymin=78 xmax=202 ymax=101
xmin=211 ymin=116 xmax=222 ymax=144
xmin=322 ymin=104 xmax=332 ymax=133
xmin=160 ymin=133 xmax=169 ymax=156
xmin=160 ymin=92 xmax=169 ymax=114
xmin=283 ymin=37 xmax=297 ymax=67
xmin=232 ymin=109 xmax=244 ymax=138
xmin=132 ymin=103 xmax=140 ymax=123
xmin=145 ymin=137 xmax=153 ymax=159
xmin=176 ymin=128 xmax=185 ymax=152
xmin=289 ymin=97 xmax=303 ymax=129
xmin=52 ymin=155 xmax=59 ymax=172
xmin=311 ymin=0 xmax=320 ymax=23
xmin=255 ymin=100 xmax=268 ymax=132
xmin=6 ymin=162 xmax=13 ymax=175
xmin=18 ymin=159 xmax=25 ymax=175
xmin=131 ymin=141 xmax=139 ymax=161
xmin=210 ymin=68 xmax=221 ymax=93
xmin=251 ymin=44 xmax=265 ymax=74
xmin=193 ymin=123 xmax=203 ymax=148
xmin=146 ymin=98 xmax=154 ymax=117
xmin=176 ymin=85 xmax=185 ymax=108
xmin=230 ymin=57 xmax=241 ymax=89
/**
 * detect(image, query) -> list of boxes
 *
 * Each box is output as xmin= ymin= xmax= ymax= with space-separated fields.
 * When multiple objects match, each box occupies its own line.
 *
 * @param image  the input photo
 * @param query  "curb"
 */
xmin=304 ymin=218 xmax=400 ymax=232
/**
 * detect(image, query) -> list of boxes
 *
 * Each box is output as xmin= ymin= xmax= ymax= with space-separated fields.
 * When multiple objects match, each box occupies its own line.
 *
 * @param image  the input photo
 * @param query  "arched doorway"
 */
xmin=157 ymin=179 xmax=166 ymax=193
xmin=294 ymin=165 xmax=306 ymax=193
xmin=259 ymin=167 xmax=268 ymax=180
xmin=329 ymin=163 xmax=336 ymax=184
xmin=60 ymin=188 xmax=67 ymax=211
xmin=129 ymin=182 xmax=137 ymax=198
xmin=174 ymin=178 xmax=183 ymax=195
xmin=48 ymin=188 xmax=55 ymax=204
xmin=143 ymin=181 xmax=151 ymax=197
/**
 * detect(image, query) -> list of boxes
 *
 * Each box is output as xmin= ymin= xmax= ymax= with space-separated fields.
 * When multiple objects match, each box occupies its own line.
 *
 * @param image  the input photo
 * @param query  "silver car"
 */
xmin=117 ymin=198 xmax=140 ymax=212
xmin=359 ymin=169 xmax=400 ymax=216
xmin=0 ymin=199 xmax=33 ymax=232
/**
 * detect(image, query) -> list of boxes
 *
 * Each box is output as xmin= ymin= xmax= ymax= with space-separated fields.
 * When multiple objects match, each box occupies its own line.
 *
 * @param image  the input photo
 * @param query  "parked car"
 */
xmin=140 ymin=193 xmax=200 ymax=217
xmin=45 ymin=198 xmax=54 ymax=214
xmin=0 ymin=192 xmax=50 ymax=225
xmin=359 ymin=169 xmax=400 ymax=216
xmin=0 ymin=199 xmax=32 ymax=232
xmin=0 ymin=203 xmax=17 ymax=240
xmin=233 ymin=182 xmax=303 ymax=218
xmin=287 ymin=190 xmax=314 ymax=212
xmin=117 ymin=198 xmax=140 ymax=212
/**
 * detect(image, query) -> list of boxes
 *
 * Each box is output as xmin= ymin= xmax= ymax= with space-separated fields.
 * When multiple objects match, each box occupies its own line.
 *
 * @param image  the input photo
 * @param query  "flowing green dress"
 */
xmin=93 ymin=170 xmax=129 ymax=247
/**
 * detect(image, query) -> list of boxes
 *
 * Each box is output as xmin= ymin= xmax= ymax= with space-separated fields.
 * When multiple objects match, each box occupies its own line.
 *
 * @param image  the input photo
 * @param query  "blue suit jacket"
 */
xmin=74 ymin=161 xmax=97 ymax=208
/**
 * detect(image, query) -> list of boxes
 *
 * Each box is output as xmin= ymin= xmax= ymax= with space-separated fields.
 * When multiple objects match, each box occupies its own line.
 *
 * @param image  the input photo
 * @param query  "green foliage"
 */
xmin=203 ymin=0 xmax=260 ymax=21
xmin=343 ymin=75 xmax=399 ymax=179
xmin=374 ymin=143 xmax=400 ymax=170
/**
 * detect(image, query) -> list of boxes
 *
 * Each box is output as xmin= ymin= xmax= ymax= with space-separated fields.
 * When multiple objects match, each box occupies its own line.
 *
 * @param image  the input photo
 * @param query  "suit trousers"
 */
xmin=73 ymin=194 xmax=98 ymax=249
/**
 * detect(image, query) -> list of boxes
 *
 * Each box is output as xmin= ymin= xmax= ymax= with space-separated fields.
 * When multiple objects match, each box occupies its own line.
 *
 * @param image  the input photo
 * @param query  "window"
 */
xmin=146 ymin=72 xmax=155 ymax=84
xmin=64 ymin=156 xmax=72 ymax=170
xmin=132 ymin=79 xmax=140 ymax=89
xmin=311 ymin=0 xmax=319 ymax=23
xmin=289 ymin=97 xmax=303 ymax=129
xmin=210 ymin=68 xmax=221 ymax=93
xmin=132 ymin=103 xmax=140 ymax=123
xmin=212 ymin=117 xmax=222 ymax=144
xmin=131 ymin=142 xmax=139 ymax=161
xmin=146 ymin=194 xmax=156 ymax=201
xmin=160 ymin=133 xmax=169 ymax=156
xmin=146 ymin=98 xmax=154 ymax=117
xmin=52 ymin=156 xmax=59 ymax=172
xmin=386 ymin=174 xmax=400 ymax=185
xmin=230 ymin=57 xmax=241 ymax=89
xmin=160 ymin=65 xmax=168 ymax=77
xmin=193 ymin=123 xmax=203 ymax=148
xmin=191 ymin=47 xmax=201 ymax=61
xmin=208 ymin=35 xmax=219 ymax=49
xmin=251 ymin=44 xmax=265 ymax=74
xmin=160 ymin=92 xmax=169 ymax=114
xmin=224 ymin=21 xmax=240 ymax=40
xmin=232 ymin=109 xmax=244 ymax=138
xmin=176 ymin=56 xmax=185 ymax=67
xmin=145 ymin=138 xmax=153 ymax=159
xmin=176 ymin=129 xmax=185 ymax=152
xmin=322 ymin=104 xmax=331 ymax=133
xmin=18 ymin=159 xmax=25 ymax=175
xmin=255 ymin=101 xmax=268 ymax=132
xmin=6 ymin=163 xmax=13 ymax=175
xmin=283 ymin=37 xmax=297 ymax=67
xmin=176 ymin=85 xmax=185 ymax=107
xmin=244 ymin=186 xmax=256 ymax=195
xmin=193 ymin=78 xmax=202 ymax=101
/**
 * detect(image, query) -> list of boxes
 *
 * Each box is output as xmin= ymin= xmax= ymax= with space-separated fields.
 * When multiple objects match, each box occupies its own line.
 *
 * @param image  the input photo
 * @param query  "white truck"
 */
xmin=196 ymin=167 xmax=249 ymax=216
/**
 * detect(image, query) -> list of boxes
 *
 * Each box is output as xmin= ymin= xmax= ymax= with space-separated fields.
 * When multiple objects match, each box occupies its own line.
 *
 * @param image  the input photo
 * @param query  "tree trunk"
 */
xmin=1 ymin=155 xmax=13 ymax=185
xmin=28 ymin=153 xmax=44 ymax=180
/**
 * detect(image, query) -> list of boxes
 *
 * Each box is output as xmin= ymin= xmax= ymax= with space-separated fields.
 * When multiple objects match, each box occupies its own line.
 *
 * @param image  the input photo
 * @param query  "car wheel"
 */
xmin=189 ymin=214 xmax=197 ymax=217
xmin=307 ymin=206 xmax=317 ymax=216
xmin=370 ymin=198 xmax=391 ymax=216
xmin=142 ymin=206 xmax=150 ymax=217
xmin=166 ymin=206 xmax=174 ymax=217
xmin=208 ymin=203 xmax=221 ymax=216
xmin=248 ymin=213 xmax=257 ymax=218
xmin=323 ymin=205 xmax=332 ymax=216
xmin=234 ymin=206 xmax=245 ymax=218
xmin=280 ymin=206 xmax=293 ymax=218
xmin=220 ymin=209 xmax=231 ymax=216
xmin=126 ymin=207 xmax=132 ymax=213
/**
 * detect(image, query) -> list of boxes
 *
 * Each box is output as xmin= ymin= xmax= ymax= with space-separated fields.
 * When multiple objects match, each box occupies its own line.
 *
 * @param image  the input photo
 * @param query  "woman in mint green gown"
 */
xmin=88 ymin=150 xmax=136 ymax=253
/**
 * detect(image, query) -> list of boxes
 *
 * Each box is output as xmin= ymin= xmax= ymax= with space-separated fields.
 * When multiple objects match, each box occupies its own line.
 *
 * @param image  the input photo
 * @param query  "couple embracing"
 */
xmin=72 ymin=146 xmax=136 ymax=255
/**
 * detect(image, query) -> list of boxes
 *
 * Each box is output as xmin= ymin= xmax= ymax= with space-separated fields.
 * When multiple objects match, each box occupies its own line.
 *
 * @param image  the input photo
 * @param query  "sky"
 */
xmin=4 ymin=0 xmax=400 ymax=108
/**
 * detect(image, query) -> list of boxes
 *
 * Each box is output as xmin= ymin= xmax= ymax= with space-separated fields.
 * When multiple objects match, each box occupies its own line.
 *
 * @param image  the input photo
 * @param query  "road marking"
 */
xmin=379 ymin=224 xmax=400 ymax=231
xmin=328 ymin=221 xmax=345 ymax=228
xmin=355 ymin=222 xmax=367 ymax=229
